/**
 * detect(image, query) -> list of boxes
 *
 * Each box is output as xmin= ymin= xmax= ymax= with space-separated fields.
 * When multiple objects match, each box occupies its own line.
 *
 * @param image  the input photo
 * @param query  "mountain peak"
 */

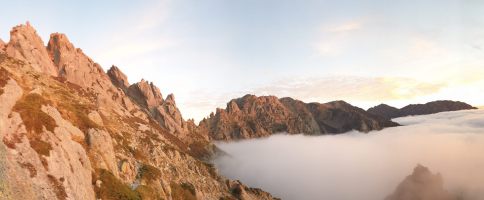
xmin=5 ymin=22 xmax=58 ymax=76
xmin=107 ymin=65 xmax=129 ymax=90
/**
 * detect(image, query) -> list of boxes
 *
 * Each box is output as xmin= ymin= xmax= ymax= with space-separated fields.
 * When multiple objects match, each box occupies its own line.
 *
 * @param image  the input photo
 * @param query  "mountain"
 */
xmin=198 ymin=95 xmax=399 ymax=140
xmin=385 ymin=164 xmax=457 ymax=200
xmin=368 ymin=101 xmax=477 ymax=119
xmin=0 ymin=22 xmax=277 ymax=200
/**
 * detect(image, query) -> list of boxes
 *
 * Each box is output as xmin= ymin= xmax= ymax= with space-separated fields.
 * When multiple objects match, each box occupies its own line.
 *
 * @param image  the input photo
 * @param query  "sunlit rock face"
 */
xmin=0 ymin=23 xmax=277 ymax=200
xmin=199 ymin=94 xmax=399 ymax=140
xmin=5 ymin=22 xmax=58 ymax=76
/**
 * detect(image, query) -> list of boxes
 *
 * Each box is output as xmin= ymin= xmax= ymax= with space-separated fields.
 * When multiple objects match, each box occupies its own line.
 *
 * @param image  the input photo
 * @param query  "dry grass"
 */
xmin=47 ymin=174 xmax=67 ymax=200
xmin=170 ymin=182 xmax=197 ymax=200
xmin=13 ymin=93 xmax=56 ymax=134
xmin=29 ymin=140 xmax=52 ymax=156
xmin=138 ymin=163 xmax=162 ymax=183
xmin=95 ymin=169 xmax=141 ymax=200
xmin=135 ymin=185 xmax=164 ymax=200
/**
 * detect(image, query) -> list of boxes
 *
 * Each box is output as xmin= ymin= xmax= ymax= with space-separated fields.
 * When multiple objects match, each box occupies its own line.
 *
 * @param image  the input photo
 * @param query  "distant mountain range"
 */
xmin=198 ymin=94 xmax=399 ymax=140
xmin=367 ymin=101 xmax=477 ymax=119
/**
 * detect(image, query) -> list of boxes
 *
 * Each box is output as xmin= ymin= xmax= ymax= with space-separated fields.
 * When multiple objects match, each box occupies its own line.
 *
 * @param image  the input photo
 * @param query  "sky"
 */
xmin=1 ymin=0 xmax=484 ymax=121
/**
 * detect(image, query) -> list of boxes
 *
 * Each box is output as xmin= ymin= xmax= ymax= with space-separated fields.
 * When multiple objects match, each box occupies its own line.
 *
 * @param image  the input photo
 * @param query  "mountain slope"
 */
xmin=198 ymin=95 xmax=399 ymax=140
xmin=0 ymin=23 xmax=276 ymax=200
xmin=368 ymin=101 xmax=477 ymax=119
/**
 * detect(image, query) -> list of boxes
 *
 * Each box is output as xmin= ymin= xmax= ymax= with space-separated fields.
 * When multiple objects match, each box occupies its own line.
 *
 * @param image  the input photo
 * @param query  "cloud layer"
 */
xmin=214 ymin=109 xmax=484 ymax=200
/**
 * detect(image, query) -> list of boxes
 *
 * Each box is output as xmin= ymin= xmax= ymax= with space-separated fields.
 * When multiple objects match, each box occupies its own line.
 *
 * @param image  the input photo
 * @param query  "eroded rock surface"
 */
xmin=0 ymin=23 xmax=278 ymax=200
xmin=199 ymin=94 xmax=399 ymax=140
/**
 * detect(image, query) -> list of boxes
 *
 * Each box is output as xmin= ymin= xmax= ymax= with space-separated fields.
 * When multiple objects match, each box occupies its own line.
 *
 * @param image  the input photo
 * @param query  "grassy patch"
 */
xmin=135 ymin=185 xmax=164 ymax=200
xmin=13 ymin=93 xmax=56 ymax=134
xmin=138 ymin=163 xmax=162 ymax=183
xmin=29 ymin=139 xmax=52 ymax=156
xmin=0 ymin=67 xmax=10 ymax=88
xmin=170 ymin=182 xmax=197 ymax=200
xmin=95 ymin=169 xmax=141 ymax=200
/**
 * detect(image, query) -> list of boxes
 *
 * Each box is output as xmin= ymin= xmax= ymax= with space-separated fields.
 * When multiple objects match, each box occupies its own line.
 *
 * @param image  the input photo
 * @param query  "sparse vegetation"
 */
xmin=95 ymin=169 xmax=141 ymax=200
xmin=13 ymin=93 xmax=56 ymax=134
xmin=138 ymin=163 xmax=162 ymax=183
xmin=18 ymin=162 xmax=37 ymax=177
xmin=135 ymin=185 xmax=164 ymax=200
xmin=29 ymin=139 xmax=52 ymax=156
xmin=47 ymin=174 xmax=67 ymax=200
xmin=170 ymin=182 xmax=197 ymax=200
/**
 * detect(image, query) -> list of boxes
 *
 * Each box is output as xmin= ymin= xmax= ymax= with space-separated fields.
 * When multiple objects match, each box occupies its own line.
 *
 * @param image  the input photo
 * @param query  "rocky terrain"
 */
xmin=0 ymin=22 xmax=277 ymax=200
xmin=199 ymin=95 xmax=399 ymax=140
xmin=386 ymin=165 xmax=457 ymax=200
xmin=368 ymin=101 xmax=477 ymax=119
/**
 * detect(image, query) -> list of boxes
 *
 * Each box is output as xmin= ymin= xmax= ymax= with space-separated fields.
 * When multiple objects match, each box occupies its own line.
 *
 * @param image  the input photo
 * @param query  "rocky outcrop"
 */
xmin=5 ymin=22 xmax=58 ymax=76
xmin=199 ymin=94 xmax=399 ymax=140
xmin=47 ymin=33 xmax=108 ymax=89
xmin=368 ymin=101 xmax=477 ymax=119
xmin=0 ymin=23 xmax=278 ymax=200
xmin=107 ymin=65 xmax=129 ymax=91
xmin=127 ymin=79 xmax=164 ymax=109
xmin=385 ymin=164 xmax=457 ymax=200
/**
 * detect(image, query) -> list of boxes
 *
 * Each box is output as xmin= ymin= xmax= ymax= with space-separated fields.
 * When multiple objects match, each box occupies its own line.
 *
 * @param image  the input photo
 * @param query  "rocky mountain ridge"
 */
xmin=368 ymin=100 xmax=477 ymax=119
xmin=0 ymin=22 xmax=276 ymax=200
xmin=198 ymin=94 xmax=400 ymax=140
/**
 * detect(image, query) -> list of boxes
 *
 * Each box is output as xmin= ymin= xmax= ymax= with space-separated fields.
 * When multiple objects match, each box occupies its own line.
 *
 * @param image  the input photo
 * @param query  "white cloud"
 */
xmin=214 ymin=109 xmax=484 ymax=200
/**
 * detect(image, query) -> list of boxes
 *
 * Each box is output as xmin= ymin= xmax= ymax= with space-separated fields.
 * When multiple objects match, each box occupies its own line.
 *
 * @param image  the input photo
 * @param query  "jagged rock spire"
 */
xmin=128 ymin=79 xmax=164 ymax=109
xmin=47 ymin=32 xmax=107 ymax=88
xmin=5 ymin=22 xmax=58 ymax=76
xmin=107 ymin=65 xmax=129 ymax=90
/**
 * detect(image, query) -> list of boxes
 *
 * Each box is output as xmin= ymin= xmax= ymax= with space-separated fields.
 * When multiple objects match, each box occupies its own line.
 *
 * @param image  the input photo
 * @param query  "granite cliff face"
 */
xmin=368 ymin=101 xmax=477 ymax=119
xmin=386 ymin=165 xmax=457 ymax=200
xmin=198 ymin=94 xmax=399 ymax=140
xmin=0 ymin=23 xmax=277 ymax=200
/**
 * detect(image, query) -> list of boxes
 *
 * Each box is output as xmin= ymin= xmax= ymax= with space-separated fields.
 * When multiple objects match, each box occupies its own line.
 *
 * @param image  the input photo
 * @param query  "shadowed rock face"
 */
xmin=368 ymin=101 xmax=477 ymax=119
xmin=386 ymin=164 xmax=457 ymax=200
xmin=199 ymin=95 xmax=399 ymax=140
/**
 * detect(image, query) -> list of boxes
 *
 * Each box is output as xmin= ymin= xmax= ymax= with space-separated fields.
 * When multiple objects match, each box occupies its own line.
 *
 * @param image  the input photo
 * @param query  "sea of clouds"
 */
xmin=213 ymin=109 xmax=484 ymax=200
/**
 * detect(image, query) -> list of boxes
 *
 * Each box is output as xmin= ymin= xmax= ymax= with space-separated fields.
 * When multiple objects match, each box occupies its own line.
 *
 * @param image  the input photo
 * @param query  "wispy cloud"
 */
xmin=313 ymin=19 xmax=365 ymax=56
xmin=251 ymin=76 xmax=445 ymax=103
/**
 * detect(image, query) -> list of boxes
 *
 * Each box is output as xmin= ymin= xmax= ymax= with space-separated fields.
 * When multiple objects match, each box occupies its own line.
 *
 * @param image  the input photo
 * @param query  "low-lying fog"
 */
xmin=213 ymin=109 xmax=484 ymax=200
